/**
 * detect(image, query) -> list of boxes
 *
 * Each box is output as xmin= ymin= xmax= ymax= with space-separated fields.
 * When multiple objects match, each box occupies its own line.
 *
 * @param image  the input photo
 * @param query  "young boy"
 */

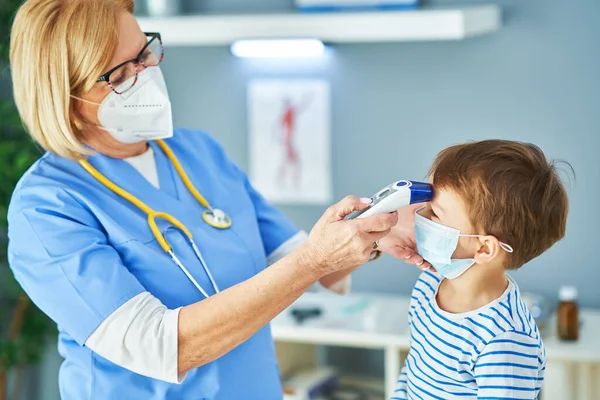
xmin=393 ymin=140 xmax=569 ymax=399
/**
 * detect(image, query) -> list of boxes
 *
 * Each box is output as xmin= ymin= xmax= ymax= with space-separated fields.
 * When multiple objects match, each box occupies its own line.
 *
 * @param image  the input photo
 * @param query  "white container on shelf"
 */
xmin=295 ymin=0 xmax=419 ymax=11
xmin=144 ymin=0 xmax=182 ymax=17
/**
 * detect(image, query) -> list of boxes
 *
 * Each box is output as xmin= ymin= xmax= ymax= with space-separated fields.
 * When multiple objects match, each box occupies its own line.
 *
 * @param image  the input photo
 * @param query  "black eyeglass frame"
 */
xmin=96 ymin=32 xmax=163 ymax=90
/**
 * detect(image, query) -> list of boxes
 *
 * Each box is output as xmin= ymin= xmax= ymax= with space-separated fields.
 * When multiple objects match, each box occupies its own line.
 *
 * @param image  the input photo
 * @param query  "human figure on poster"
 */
xmin=273 ymin=93 xmax=313 ymax=188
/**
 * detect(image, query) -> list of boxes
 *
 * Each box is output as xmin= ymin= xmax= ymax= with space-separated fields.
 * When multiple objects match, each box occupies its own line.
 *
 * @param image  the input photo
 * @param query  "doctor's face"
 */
xmin=76 ymin=12 xmax=149 ymax=128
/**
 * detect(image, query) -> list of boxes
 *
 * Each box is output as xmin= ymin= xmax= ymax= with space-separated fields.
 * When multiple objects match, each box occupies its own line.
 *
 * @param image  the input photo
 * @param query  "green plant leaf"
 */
xmin=0 ymin=0 xmax=55 ymax=372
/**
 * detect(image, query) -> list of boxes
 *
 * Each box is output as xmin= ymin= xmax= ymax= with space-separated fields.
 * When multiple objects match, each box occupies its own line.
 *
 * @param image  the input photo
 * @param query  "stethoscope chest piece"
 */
xmin=202 ymin=208 xmax=232 ymax=229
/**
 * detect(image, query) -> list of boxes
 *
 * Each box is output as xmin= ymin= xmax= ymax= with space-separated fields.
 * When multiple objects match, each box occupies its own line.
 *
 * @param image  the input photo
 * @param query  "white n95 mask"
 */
xmin=72 ymin=67 xmax=173 ymax=144
xmin=414 ymin=209 xmax=514 ymax=279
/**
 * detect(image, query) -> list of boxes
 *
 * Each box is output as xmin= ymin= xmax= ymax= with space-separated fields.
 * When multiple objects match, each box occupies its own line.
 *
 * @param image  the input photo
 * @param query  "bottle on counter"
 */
xmin=557 ymin=286 xmax=579 ymax=341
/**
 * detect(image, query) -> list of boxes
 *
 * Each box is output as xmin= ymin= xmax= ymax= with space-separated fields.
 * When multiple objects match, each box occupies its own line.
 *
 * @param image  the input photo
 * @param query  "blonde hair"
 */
xmin=10 ymin=0 xmax=135 ymax=159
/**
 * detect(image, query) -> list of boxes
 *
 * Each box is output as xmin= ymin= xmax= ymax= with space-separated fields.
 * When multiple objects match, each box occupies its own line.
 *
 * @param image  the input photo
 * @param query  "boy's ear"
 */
xmin=473 ymin=236 xmax=503 ymax=264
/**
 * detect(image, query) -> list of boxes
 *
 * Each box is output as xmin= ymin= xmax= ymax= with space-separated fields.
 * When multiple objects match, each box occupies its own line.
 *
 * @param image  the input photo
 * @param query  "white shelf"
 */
xmin=271 ymin=293 xmax=411 ymax=349
xmin=273 ymin=324 xmax=410 ymax=349
xmin=137 ymin=5 xmax=501 ymax=47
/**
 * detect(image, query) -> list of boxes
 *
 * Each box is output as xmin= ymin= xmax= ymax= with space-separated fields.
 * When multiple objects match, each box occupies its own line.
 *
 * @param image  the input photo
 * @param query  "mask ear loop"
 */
xmin=499 ymin=242 xmax=514 ymax=253
xmin=460 ymin=234 xmax=514 ymax=254
xmin=70 ymin=95 xmax=110 ymax=133
xmin=70 ymin=95 xmax=102 ymax=106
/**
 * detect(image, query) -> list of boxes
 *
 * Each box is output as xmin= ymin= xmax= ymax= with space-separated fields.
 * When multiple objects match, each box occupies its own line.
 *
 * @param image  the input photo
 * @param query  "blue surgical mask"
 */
xmin=414 ymin=209 xmax=513 ymax=279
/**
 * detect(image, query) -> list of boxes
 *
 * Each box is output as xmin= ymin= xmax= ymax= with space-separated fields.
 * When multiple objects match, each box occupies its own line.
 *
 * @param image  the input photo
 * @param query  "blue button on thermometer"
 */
xmin=344 ymin=180 xmax=433 ymax=220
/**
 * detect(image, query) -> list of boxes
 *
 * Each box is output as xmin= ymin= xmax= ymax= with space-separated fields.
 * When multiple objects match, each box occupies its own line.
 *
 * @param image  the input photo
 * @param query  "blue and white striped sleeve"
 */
xmin=392 ymin=364 xmax=408 ymax=399
xmin=475 ymin=331 xmax=545 ymax=399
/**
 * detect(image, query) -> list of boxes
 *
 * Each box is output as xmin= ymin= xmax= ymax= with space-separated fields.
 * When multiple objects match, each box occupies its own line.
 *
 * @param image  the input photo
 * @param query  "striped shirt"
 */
xmin=393 ymin=271 xmax=546 ymax=400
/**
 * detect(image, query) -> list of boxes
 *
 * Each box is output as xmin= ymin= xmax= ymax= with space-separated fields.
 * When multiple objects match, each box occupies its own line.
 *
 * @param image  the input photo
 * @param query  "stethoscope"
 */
xmin=79 ymin=139 xmax=231 ymax=298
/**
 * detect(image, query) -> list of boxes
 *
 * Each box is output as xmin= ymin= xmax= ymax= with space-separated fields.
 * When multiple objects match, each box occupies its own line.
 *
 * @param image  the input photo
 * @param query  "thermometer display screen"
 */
xmin=378 ymin=189 xmax=391 ymax=198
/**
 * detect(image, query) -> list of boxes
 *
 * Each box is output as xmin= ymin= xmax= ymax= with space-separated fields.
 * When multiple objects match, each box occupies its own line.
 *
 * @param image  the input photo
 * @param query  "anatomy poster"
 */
xmin=248 ymin=79 xmax=332 ymax=204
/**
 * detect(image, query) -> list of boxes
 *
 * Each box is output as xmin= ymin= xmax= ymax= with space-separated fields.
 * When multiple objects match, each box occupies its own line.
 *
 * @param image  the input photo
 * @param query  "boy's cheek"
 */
xmin=452 ymin=242 xmax=475 ymax=260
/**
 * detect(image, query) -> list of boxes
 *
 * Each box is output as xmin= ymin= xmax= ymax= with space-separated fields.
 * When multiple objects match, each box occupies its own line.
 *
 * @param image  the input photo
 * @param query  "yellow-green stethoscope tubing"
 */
xmin=78 ymin=139 xmax=231 ymax=297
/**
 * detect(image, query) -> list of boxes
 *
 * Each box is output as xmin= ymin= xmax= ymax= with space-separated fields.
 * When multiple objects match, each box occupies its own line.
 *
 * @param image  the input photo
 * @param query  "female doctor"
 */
xmin=7 ymin=1 xmax=429 ymax=399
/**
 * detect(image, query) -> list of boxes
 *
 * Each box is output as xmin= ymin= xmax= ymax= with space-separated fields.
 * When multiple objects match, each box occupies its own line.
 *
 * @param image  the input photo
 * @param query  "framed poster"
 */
xmin=248 ymin=79 xmax=332 ymax=204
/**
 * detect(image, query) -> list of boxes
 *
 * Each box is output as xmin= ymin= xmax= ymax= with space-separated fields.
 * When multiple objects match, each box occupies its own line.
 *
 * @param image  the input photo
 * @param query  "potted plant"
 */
xmin=0 ymin=1 xmax=56 ymax=399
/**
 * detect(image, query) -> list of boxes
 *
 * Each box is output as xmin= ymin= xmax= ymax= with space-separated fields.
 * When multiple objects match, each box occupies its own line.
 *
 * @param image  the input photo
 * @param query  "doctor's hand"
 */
xmin=298 ymin=196 xmax=399 ymax=278
xmin=376 ymin=203 xmax=434 ymax=272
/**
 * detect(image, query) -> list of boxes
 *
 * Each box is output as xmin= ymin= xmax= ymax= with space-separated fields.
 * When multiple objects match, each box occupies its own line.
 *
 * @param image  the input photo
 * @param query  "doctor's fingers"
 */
xmin=326 ymin=195 xmax=371 ymax=222
xmin=353 ymin=212 xmax=398 ymax=233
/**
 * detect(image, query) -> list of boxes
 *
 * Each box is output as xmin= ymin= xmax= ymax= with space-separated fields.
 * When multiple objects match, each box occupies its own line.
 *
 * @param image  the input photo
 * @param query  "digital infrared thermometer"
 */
xmin=344 ymin=180 xmax=433 ymax=220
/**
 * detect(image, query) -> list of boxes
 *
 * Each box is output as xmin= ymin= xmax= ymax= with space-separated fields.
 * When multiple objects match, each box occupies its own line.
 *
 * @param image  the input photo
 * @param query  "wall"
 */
xmin=163 ymin=0 xmax=600 ymax=308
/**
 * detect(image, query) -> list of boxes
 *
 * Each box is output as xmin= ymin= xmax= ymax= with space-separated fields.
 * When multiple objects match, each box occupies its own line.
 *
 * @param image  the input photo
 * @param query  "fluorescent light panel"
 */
xmin=230 ymin=39 xmax=326 ymax=58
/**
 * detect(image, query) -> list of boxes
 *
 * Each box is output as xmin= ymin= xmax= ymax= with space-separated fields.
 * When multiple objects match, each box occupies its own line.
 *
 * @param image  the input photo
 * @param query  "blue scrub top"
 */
xmin=7 ymin=129 xmax=299 ymax=399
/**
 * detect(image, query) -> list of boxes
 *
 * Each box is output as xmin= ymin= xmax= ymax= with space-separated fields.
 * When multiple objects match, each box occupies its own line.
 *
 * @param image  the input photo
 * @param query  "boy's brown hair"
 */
xmin=430 ymin=140 xmax=570 ymax=269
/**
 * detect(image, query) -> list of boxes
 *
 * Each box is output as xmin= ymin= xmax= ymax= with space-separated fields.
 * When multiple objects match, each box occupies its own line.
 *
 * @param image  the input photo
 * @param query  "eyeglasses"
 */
xmin=97 ymin=32 xmax=164 ymax=95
